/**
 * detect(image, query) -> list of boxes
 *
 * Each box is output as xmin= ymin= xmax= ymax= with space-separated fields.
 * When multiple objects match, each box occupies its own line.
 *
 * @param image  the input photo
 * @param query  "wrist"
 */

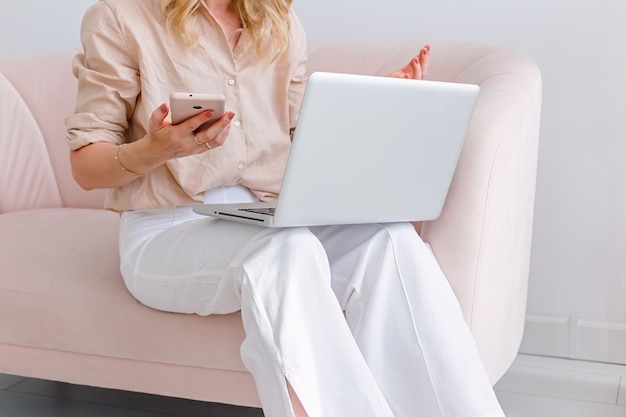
xmin=115 ymin=144 xmax=144 ymax=176
xmin=115 ymin=137 xmax=164 ymax=176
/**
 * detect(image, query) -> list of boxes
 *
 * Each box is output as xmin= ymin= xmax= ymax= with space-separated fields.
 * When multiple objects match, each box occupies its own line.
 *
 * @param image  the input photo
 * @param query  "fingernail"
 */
xmin=227 ymin=112 xmax=235 ymax=121
xmin=205 ymin=110 xmax=215 ymax=118
xmin=159 ymin=103 xmax=168 ymax=114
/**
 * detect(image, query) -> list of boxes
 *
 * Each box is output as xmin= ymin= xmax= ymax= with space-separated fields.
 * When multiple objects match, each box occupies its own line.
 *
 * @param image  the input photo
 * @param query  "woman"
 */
xmin=66 ymin=1 xmax=505 ymax=416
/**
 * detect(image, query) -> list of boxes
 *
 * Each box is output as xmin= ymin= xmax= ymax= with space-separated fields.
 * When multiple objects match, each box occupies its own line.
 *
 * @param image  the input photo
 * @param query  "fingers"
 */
xmin=181 ymin=109 xmax=216 ymax=133
xmin=192 ymin=112 xmax=235 ymax=152
xmin=410 ymin=56 xmax=422 ymax=80
xmin=384 ymin=45 xmax=430 ymax=80
xmin=419 ymin=45 xmax=430 ymax=79
xmin=407 ymin=45 xmax=430 ymax=80
xmin=148 ymin=103 xmax=170 ymax=131
xmin=146 ymin=102 xmax=234 ymax=158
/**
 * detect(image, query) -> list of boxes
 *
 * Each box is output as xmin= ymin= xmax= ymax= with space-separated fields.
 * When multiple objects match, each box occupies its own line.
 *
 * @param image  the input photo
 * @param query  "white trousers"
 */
xmin=119 ymin=188 xmax=504 ymax=417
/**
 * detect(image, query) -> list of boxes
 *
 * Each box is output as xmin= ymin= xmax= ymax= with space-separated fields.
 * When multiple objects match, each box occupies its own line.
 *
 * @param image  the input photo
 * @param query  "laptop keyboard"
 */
xmin=238 ymin=207 xmax=276 ymax=216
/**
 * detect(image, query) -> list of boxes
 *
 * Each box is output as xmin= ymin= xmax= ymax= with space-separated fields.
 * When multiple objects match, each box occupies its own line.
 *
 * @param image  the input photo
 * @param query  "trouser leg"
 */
xmin=234 ymin=226 xmax=396 ymax=417
xmin=312 ymin=223 xmax=505 ymax=417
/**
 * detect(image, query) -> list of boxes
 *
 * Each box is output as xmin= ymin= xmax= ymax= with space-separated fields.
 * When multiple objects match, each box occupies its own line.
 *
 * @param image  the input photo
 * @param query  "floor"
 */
xmin=0 ymin=354 xmax=625 ymax=416
xmin=495 ymin=354 xmax=626 ymax=416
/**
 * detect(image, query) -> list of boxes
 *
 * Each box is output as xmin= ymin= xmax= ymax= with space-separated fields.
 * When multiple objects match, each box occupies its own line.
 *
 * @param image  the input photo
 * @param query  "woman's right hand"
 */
xmin=142 ymin=103 xmax=235 ymax=164
xmin=69 ymin=103 xmax=235 ymax=191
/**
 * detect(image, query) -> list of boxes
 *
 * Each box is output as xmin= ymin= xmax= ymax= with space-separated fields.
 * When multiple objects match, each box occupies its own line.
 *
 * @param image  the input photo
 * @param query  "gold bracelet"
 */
xmin=114 ymin=143 xmax=144 ymax=177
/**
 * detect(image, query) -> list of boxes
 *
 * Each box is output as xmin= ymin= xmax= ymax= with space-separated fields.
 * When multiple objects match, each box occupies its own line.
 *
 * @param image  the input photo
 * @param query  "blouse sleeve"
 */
xmin=287 ymin=11 xmax=308 ymax=132
xmin=65 ymin=1 xmax=141 ymax=151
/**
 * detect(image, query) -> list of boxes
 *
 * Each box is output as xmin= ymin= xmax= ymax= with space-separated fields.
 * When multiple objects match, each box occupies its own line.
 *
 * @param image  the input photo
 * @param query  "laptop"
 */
xmin=193 ymin=71 xmax=479 ymax=228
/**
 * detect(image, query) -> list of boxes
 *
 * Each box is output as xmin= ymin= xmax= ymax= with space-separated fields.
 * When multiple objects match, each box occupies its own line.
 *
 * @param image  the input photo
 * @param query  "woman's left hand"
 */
xmin=386 ymin=45 xmax=430 ymax=80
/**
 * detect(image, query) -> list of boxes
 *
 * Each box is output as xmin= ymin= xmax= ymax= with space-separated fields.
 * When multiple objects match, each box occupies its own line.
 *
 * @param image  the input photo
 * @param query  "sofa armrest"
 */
xmin=426 ymin=45 xmax=541 ymax=382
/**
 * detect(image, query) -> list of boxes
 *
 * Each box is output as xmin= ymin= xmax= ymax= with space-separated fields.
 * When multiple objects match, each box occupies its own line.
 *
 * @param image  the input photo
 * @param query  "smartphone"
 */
xmin=169 ymin=92 xmax=226 ymax=131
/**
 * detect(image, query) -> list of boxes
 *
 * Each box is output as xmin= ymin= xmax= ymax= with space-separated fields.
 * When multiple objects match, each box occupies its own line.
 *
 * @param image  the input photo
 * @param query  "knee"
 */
xmin=270 ymin=227 xmax=328 ymax=259
xmin=358 ymin=222 xmax=419 ymax=250
xmin=378 ymin=222 xmax=419 ymax=238
xmin=239 ymin=227 xmax=332 ymax=285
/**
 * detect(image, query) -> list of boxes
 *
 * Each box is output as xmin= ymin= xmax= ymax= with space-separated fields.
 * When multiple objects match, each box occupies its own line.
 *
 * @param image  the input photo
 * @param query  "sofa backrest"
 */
xmin=0 ymin=41 xmax=534 ymax=213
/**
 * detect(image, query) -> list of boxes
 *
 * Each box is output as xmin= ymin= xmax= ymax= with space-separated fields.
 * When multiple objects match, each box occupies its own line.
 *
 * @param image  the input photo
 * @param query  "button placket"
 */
xmin=225 ymin=74 xmax=245 ymax=175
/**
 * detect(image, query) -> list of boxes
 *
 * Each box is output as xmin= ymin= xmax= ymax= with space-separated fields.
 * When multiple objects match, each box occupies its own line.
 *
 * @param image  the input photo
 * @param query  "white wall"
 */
xmin=2 ymin=0 xmax=625 ymax=364
xmin=0 ymin=0 xmax=92 ymax=57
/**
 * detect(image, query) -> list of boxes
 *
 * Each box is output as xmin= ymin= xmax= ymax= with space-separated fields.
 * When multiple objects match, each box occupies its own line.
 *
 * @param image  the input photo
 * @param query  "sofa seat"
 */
xmin=0 ymin=208 xmax=248 ymax=373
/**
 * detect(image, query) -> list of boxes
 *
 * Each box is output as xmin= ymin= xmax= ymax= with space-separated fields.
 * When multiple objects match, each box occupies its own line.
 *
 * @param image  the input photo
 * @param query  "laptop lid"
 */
xmin=270 ymin=71 xmax=479 ymax=226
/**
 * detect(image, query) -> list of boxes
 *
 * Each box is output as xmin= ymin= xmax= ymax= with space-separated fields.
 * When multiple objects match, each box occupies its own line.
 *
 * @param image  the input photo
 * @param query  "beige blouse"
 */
xmin=65 ymin=0 xmax=308 ymax=212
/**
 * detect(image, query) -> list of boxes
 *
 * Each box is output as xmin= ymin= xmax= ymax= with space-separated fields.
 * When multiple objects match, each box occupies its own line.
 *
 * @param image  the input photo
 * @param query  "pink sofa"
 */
xmin=0 ymin=41 xmax=541 ymax=407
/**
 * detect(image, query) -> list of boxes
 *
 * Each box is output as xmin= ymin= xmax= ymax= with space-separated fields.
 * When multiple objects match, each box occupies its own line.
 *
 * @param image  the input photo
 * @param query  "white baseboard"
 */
xmin=520 ymin=314 xmax=571 ymax=358
xmin=520 ymin=315 xmax=626 ymax=365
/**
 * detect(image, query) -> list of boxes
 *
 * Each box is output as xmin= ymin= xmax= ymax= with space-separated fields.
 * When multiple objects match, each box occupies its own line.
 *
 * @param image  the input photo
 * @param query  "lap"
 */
xmin=119 ymin=207 xmax=420 ymax=314
xmin=120 ymin=206 xmax=267 ymax=278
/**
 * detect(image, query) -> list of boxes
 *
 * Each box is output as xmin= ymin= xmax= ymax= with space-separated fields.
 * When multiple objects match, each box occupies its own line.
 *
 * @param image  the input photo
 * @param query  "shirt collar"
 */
xmin=197 ymin=2 xmax=252 ymax=60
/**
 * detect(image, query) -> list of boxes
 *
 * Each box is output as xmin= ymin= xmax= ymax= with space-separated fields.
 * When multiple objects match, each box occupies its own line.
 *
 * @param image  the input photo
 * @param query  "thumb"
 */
xmin=149 ymin=103 xmax=170 ymax=131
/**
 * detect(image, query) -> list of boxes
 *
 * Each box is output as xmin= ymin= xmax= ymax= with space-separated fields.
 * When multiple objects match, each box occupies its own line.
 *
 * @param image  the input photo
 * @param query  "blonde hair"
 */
xmin=161 ymin=0 xmax=293 ymax=61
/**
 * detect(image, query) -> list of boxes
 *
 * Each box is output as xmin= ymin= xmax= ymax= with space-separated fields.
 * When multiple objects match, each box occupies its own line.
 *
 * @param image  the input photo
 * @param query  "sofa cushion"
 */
xmin=0 ymin=208 xmax=248 ymax=373
xmin=0 ymin=72 xmax=62 ymax=213
xmin=0 ymin=51 xmax=107 ymax=210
